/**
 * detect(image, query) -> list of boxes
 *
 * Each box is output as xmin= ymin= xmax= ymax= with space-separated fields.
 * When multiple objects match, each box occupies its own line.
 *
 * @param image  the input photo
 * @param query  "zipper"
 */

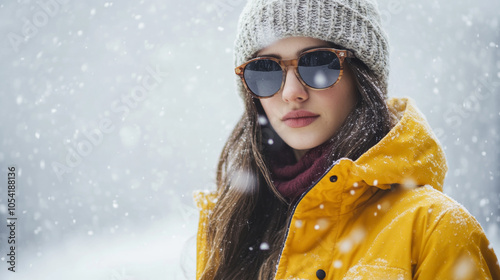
xmin=273 ymin=159 xmax=340 ymax=279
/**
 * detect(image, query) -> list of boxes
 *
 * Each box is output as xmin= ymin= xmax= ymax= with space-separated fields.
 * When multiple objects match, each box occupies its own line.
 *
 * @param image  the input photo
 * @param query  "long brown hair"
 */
xmin=199 ymin=57 xmax=391 ymax=280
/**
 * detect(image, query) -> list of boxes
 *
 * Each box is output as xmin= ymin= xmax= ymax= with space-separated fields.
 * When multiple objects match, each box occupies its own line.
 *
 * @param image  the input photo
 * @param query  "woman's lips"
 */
xmin=281 ymin=110 xmax=319 ymax=128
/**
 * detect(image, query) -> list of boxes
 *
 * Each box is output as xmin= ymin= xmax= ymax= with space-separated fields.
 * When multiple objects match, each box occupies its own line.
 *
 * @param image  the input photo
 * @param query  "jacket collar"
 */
xmin=291 ymin=97 xmax=448 ymax=215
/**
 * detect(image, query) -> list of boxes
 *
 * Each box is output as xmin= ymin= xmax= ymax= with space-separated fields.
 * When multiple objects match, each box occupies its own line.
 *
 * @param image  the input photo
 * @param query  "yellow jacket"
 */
xmin=195 ymin=98 xmax=500 ymax=279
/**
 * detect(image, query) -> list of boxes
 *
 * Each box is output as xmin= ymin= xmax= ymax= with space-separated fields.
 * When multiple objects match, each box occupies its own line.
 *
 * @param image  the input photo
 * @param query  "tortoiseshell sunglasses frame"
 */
xmin=235 ymin=48 xmax=355 ymax=99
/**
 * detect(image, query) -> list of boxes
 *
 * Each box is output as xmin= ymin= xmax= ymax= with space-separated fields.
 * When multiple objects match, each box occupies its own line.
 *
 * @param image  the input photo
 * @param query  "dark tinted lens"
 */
xmin=298 ymin=51 xmax=341 ymax=89
xmin=243 ymin=59 xmax=282 ymax=97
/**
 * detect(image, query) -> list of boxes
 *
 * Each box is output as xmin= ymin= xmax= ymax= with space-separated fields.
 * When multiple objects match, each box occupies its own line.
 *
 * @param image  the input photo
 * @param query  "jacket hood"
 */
xmin=348 ymin=97 xmax=448 ymax=192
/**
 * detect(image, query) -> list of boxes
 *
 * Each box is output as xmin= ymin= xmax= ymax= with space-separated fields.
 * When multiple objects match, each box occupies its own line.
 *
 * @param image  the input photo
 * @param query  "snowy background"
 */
xmin=0 ymin=0 xmax=499 ymax=279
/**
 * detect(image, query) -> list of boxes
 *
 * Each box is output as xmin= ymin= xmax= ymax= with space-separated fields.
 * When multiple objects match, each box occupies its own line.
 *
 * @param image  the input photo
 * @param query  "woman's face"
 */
xmin=258 ymin=37 xmax=358 ymax=159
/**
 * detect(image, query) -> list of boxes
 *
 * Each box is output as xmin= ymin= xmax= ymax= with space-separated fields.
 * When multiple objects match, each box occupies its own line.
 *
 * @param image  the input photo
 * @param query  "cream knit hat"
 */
xmin=234 ymin=0 xmax=390 ymax=98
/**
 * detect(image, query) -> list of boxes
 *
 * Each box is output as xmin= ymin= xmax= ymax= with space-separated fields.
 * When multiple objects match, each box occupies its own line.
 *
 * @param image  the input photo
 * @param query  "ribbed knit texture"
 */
xmin=269 ymin=141 xmax=332 ymax=200
xmin=234 ymin=0 xmax=390 ymax=98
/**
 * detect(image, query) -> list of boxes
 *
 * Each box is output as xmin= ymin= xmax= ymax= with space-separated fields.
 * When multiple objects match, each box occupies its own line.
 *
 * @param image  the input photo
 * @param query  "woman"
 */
xmin=195 ymin=0 xmax=500 ymax=279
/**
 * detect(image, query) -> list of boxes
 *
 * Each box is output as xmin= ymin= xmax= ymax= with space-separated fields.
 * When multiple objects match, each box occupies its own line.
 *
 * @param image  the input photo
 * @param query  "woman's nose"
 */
xmin=281 ymin=68 xmax=309 ymax=103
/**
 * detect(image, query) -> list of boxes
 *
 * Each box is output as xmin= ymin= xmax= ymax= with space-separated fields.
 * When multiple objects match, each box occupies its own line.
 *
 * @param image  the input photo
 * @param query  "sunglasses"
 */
xmin=235 ymin=48 xmax=355 ymax=99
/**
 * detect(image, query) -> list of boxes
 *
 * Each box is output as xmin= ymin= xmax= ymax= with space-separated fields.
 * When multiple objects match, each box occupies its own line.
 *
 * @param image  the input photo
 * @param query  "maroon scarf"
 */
xmin=268 ymin=142 xmax=332 ymax=200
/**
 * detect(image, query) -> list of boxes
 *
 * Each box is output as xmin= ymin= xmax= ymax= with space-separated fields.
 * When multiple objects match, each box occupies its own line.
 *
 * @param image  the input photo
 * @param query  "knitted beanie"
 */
xmin=234 ymin=0 xmax=390 ymax=98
